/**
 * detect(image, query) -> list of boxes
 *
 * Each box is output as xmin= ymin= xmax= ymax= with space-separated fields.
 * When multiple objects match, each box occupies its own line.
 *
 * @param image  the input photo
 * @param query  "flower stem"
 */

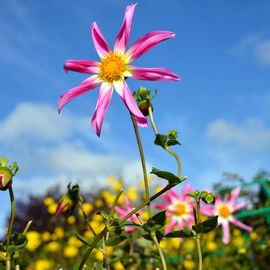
xmin=5 ymin=186 xmax=16 ymax=270
xmin=148 ymin=106 xmax=182 ymax=178
xmin=194 ymin=200 xmax=203 ymax=270
xmin=196 ymin=236 xmax=203 ymax=270
xmin=130 ymin=114 xmax=152 ymax=218
xmin=6 ymin=187 xmax=15 ymax=246
xmin=152 ymin=234 xmax=167 ymax=270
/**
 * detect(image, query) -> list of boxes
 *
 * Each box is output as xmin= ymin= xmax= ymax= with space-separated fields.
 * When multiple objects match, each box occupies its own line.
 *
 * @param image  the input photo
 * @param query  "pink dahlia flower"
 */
xmin=154 ymin=183 xmax=195 ymax=233
xmin=201 ymin=187 xmax=252 ymax=244
xmin=58 ymin=3 xmax=180 ymax=136
xmin=115 ymin=197 xmax=141 ymax=232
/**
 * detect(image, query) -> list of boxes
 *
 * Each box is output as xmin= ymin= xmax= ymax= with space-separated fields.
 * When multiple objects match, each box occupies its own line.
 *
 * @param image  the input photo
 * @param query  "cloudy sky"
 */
xmin=1 ymin=0 xmax=270 ymax=232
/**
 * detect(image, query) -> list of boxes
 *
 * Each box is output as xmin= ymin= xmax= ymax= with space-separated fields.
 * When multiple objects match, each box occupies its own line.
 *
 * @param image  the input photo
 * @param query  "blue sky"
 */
xmin=1 ymin=0 xmax=270 ymax=233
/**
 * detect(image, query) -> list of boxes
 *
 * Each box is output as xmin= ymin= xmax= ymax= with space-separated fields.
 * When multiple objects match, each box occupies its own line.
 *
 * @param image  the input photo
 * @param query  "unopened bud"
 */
xmin=168 ymin=130 xmax=178 ymax=140
xmin=138 ymin=87 xmax=150 ymax=99
xmin=0 ymin=167 xmax=12 ymax=191
xmin=138 ymin=100 xmax=153 ymax=116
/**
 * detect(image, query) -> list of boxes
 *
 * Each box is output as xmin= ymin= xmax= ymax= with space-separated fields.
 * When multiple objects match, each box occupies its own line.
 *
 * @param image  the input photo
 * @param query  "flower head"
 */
xmin=154 ymin=183 xmax=195 ymax=233
xmin=59 ymin=3 xmax=180 ymax=136
xmin=201 ymin=187 xmax=252 ymax=244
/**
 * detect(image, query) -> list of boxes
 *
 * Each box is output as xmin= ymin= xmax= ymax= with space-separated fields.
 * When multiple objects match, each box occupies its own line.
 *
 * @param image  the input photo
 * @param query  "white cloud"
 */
xmin=229 ymin=33 xmax=270 ymax=66
xmin=207 ymin=118 xmax=270 ymax=151
xmin=254 ymin=40 xmax=270 ymax=64
xmin=0 ymin=102 xmax=94 ymax=143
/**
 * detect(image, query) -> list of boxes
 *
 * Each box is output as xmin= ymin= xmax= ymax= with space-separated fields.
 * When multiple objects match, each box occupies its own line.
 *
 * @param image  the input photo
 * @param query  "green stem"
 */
xmin=148 ymin=106 xmax=182 ymax=178
xmin=196 ymin=236 xmax=203 ymax=270
xmin=5 ymin=187 xmax=16 ymax=270
xmin=194 ymin=200 xmax=203 ymax=270
xmin=130 ymin=114 xmax=152 ymax=218
xmin=152 ymin=234 xmax=167 ymax=270
xmin=7 ymin=187 xmax=15 ymax=246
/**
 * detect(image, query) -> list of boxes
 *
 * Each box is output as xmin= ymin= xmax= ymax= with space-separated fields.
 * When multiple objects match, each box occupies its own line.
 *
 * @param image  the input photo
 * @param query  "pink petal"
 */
xmin=222 ymin=221 xmax=230 ymax=244
xmin=114 ymin=81 xmax=148 ymax=128
xmin=131 ymin=66 xmax=180 ymax=81
xmin=114 ymin=3 xmax=137 ymax=52
xmin=165 ymin=219 xmax=177 ymax=234
xmin=233 ymin=201 xmax=249 ymax=212
xmin=200 ymin=204 xmax=214 ymax=216
xmin=126 ymin=30 xmax=175 ymax=61
xmin=91 ymin=22 xmax=111 ymax=58
xmin=185 ymin=216 xmax=194 ymax=229
xmin=228 ymin=187 xmax=241 ymax=206
xmin=58 ymin=75 xmax=100 ymax=113
xmin=176 ymin=219 xmax=184 ymax=230
xmin=91 ymin=83 xmax=113 ymax=136
xmin=115 ymin=206 xmax=127 ymax=218
xmin=230 ymin=217 xmax=252 ymax=232
xmin=154 ymin=203 xmax=168 ymax=210
xmin=64 ymin=60 xmax=99 ymax=74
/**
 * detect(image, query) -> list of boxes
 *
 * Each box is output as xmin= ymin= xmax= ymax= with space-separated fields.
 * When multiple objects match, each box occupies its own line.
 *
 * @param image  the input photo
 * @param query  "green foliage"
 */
xmin=151 ymin=167 xmax=181 ymax=185
xmin=192 ymin=216 xmax=218 ymax=234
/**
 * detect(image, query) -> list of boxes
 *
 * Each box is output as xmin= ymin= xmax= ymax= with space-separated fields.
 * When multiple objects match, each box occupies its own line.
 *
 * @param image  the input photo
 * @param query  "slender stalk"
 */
xmin=130 ymin=114 xmax=152 ymax=217
xmin=194 ymin=201 xmax=203 ymax=270
xmin=6 ymin=187 xmax=15 ymax=245
xmin=5 ymin=187 xmax=16 ymax=270
xmin=152 ymin=234 xmax=167 ymax=270
xmin=196 ymin=236 xmax=203 ymax=270
xmin=148 ymin=106 xmax=182 ymax=178
xmin=23 ymin=220 xmax=33 ymax=235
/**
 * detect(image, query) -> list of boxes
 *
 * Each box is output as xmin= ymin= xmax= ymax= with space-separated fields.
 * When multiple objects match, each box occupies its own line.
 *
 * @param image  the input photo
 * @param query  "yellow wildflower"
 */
xmin=80 ymin=202 xmax=93 ymax=216
xmin=41 ymin=232 xmax=51 ymax=242
xmin=106 ymin=247 xmax=114 ymax=256
xmin=127 ymin=187 xmax=137 ymax=201
xmin=26 ymin=231 xmax=41 ymax=251
xmin=232 ymin=236 xmax=244 ymax=248
xmin=183 ymin=239 xmax=195 ymax=252
xmin=68 ymin=236 xmax=83 ymax=247
xmin=183 ymin=259 xmax=195 ymax=269
xmin=43 ymin=197 xmax=55 ymax=206
xmin=114 ymin=261 xmax=125 ymax=270
xmin=206 ymin=241 xmax=217 ymax=252
xmin=95 ymin=249 xmax=104 ymax=261
xmin=54 ymin=227 xmax=64 ymax=239
xmin=67 ymin=215 xmax=76 ymax=224
xmin=63 ymin=245 xmax=79 ymax=258
xmin=102 ymin=191 xmax=115 ymax=205
xmin=95 ymin=199 xmax=103 ymax=208
xmin=84 ymin=230 xmax=94 ymax=239
xmin=47 ymin=202 xmax=57 ymax=214
xmin=34 ymin=259 xmax=53 ymax=270
xmin=45 ymin=241 xmax=61 ymax=253
xmin=250 ymin=231 xmax=258 ymax=241
xmin=233 ymin=229 xmax=241 ymax=237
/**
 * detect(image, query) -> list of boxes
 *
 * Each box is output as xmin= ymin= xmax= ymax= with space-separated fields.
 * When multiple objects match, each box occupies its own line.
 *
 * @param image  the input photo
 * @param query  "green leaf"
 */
xmin=167 ymin=139 xmax=181 ymax=147
xmin=105 ymin=235 xmax=127 ymax=246
xmin=5 ymin=232 xmax=28 ymax=254
xmin=94 ymin=262 xmax=106 ymax=270
xmin=116 ymin=221 xmax=143 ymax=229
xmin=150 ymin=211 xmax=166 ymax=227
xmin=74 ymin=232 xmax=93 ymax=246
xmin=192 ymin=216 xmax=218 ymax=234
xmin=154 ymin=134 xmax=168 ymax=148
xmin=186 ymin=191 xmax=200 ymax=201
xmin=150 ymin=168 xmax=181 ymax=185
xmin=0 ymin=157 xmax=9 ymax=167
xmin=165 ymin=229 xmax=195 ymax=238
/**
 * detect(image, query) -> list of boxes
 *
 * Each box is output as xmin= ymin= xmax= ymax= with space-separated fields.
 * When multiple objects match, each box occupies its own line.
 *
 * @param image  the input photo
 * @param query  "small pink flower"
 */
xmin=115 ymin=197 xmax=141 ymax=232
xmin=201 ymin=187 xmax=252 ymax=244
xmin=154 ymin=183 xmax=195 ymax=233
xmin=58 ymin=3 xmax=180 ymax=136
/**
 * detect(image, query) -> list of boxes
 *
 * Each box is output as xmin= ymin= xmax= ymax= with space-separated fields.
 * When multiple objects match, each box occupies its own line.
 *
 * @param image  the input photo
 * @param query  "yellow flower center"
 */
xmin=218 ymin=204 xmax=231 ymax=218
xmin=170 ymin=202 xmax=187 ymax=217
xmin=99 ymin=52 xmax=128 ymax=83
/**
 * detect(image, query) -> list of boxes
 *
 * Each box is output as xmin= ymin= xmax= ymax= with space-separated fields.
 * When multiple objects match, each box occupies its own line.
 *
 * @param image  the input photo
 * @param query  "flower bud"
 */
xmin=168 ymin=130 xmax=178 ymax=140
xmin=138 ymin=87 xmax=150 ymax=100
xmin=55 ymin=184 xmax=80 ymax=216
xmin=0 ymin=167 xmax=13 ymax=191
xmin=138 ymin=100 xmax=153 ymax=116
